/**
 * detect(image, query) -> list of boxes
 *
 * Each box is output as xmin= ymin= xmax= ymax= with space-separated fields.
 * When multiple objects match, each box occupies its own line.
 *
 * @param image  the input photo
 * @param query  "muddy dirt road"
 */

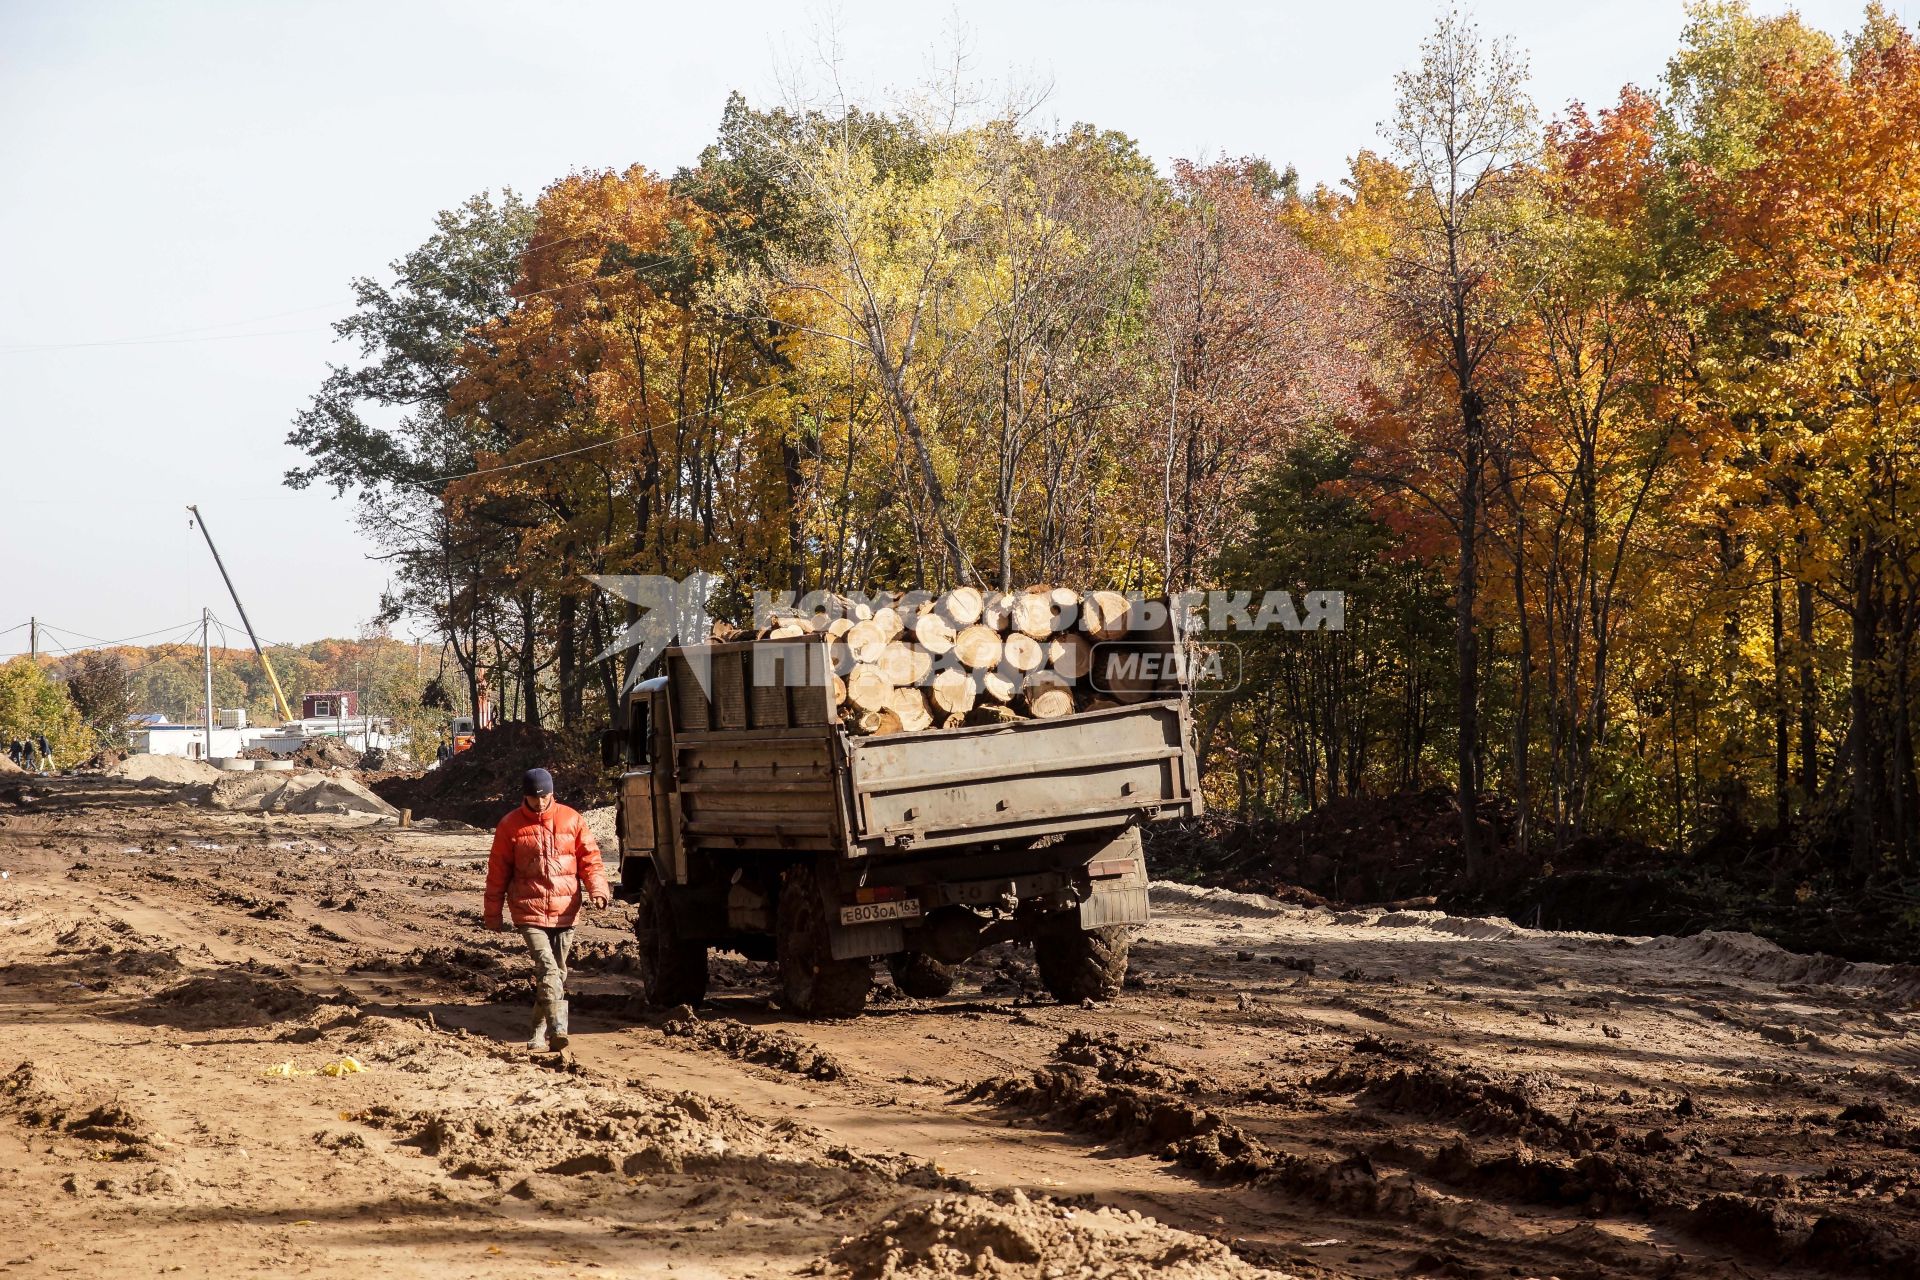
xmin=2 ymin=775 xmax=1916 ymax=1278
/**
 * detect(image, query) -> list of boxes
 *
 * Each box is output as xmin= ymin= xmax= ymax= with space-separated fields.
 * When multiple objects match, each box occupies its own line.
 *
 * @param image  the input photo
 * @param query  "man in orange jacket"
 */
xmin=484 ymin=768 xmax=611 ymax=1051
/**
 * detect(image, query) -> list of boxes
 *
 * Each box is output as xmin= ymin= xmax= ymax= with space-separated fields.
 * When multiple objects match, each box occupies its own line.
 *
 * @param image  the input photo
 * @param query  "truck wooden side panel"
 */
xmin=844 ymin=700 xmax=1198 ymax=854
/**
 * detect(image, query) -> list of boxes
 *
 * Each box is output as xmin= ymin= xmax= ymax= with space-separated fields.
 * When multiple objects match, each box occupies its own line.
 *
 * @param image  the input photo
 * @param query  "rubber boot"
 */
xmin=549 ymin=999 xmax=570 ymax=1051
xmin=526 ymin=1012 xmax=550 ymax=1053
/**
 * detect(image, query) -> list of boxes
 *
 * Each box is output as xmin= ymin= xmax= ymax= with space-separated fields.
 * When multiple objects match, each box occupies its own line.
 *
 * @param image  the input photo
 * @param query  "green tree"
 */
xmin=0 ymin=660 xmax=92 ymax=767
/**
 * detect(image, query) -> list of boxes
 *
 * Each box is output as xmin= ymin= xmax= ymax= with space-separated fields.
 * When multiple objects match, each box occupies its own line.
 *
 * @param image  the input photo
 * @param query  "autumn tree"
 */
xmin=1367 ymin=11 xmax=1539 ymax=872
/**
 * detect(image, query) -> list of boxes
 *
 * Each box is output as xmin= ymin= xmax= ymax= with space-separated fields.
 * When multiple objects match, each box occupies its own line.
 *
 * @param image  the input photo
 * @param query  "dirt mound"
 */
xmin=200 ymin=769 xmax=399 ymax=818
xmin=120 ymin=967 xmax=325 ymax=1029
xmin=1640 ymin=931 xmax=1920 ymax=1002
xmin=76 ymin=746 xmax=129 ymax=770
xmin=371 ymin=722 xmax=608 ymax=828
xmin=661 ymin=1006 xmax=846 ymax=1080
xmin=361 ymin=1085 xmax=762 ymax=1178
xmin=2 ymin=1061 xmax=157 ymax=1153
xmin=0 ymin=754 xmax=24 ymax=776
xmin=827 ymin=1189 xmax=1275 ymax=1279
xmin=290 ymin=737 xmax=362 ymax=769
xmin=109 ymin=754 xmax=222 ymax=786
xmin=1145 ymin=787 xmax=1528 ymax=903
xmin=236 ymin=746 xmax=279 ymax=760
xmin=50 ymin=918 xmax=184 ymax=987
xmin=349 ymin=946 xmax=508 ymax=995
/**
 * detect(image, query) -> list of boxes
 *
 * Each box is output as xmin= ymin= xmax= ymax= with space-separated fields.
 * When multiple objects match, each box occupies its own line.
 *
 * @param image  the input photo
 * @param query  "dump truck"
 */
xmin=602 ymin=631 xmax=1202 ymax=1017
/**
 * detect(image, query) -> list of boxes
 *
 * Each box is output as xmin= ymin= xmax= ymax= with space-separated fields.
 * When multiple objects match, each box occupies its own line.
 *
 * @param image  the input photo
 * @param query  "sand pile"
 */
xmin=367 ymin=1085 xmax=766 ymax=1179
xmin=0 ymin=754 xmax=23 ymax=776
xmin=110 ymin=754 xmax=223 ymax=786
xmin=827 ymin=1190 xmax=1280 ymax=1279
xmin=202 ymin=769 xmax=399 ymax=818
xmin=582 ymin=805 xmax=616 ymax=852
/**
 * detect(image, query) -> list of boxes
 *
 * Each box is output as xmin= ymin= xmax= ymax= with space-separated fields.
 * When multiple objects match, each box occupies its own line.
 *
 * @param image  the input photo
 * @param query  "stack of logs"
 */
xmin=714 ymin=587 xmax=1169 ymax=735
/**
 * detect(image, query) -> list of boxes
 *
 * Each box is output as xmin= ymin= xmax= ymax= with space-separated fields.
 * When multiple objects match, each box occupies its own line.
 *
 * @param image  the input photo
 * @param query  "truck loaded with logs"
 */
xmin=603 ymin=586 xmax=1203 ymax=1017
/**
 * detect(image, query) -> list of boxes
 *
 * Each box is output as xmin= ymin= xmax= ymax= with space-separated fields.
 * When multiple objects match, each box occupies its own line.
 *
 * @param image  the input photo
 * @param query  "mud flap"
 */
xmin=1077 ymin=829 xmax=1151 ymax=929
xmin=829 ymin=920 xmax=904 ymax=960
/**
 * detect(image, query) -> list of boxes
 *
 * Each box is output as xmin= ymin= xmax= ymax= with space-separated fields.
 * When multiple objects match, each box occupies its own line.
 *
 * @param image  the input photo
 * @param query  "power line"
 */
xmin=413 ymin=381 xmax=783 ymax=487
xmin=0 ymin=299 xmax=354 ymax=354
xmin=0 ymin=327 xmax=332 ymax=356
xmin=0 ymin=224 xmax=762 ymax=357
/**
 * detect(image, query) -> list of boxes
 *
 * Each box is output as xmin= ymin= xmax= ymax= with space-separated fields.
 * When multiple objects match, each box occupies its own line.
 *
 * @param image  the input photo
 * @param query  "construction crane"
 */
xmin=186 ymin=504 xmax=296 ymax=723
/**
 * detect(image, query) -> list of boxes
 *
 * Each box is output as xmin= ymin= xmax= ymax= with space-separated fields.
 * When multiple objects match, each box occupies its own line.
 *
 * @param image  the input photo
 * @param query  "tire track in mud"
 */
xmin=961 ymin=1031 xmax=1920 ymax=1277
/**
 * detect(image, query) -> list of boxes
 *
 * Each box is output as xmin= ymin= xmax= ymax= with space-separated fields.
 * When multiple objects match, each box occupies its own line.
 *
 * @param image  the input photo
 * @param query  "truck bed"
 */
xmin=844 ymin=699 xmax=1198 ymax=854
xmin=661 ymin=641 xmax=1200 ymax=861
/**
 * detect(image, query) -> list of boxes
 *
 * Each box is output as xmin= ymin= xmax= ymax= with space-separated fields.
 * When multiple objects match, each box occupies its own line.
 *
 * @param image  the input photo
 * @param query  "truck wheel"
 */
xmin=776 ymin=865 xmax=871 ymax=1018
xmin=887 ymin=951 xmax=957 ymax=999
xmin=631 ymin=869 xmax=709 ymax=1008
xmin=1034 ymin=926 xmax=1130 ymax=1003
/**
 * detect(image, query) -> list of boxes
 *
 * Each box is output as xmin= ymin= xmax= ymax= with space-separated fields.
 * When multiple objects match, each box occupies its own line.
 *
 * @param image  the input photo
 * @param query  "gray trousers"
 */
xmin=517 ymin=925 xmax=574 ymax=1034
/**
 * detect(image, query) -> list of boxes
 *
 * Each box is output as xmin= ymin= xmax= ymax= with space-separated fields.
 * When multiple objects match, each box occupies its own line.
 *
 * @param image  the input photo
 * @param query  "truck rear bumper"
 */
xmin=826 ymin=827 xmax=1151 ymax=961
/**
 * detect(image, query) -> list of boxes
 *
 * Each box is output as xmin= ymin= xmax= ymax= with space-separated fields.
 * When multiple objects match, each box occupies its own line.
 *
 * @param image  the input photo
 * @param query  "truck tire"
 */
xmin=776 ymin=865 xmax=871 ymax=1018
xmin=631 ymin=868 xmax=709 ymax=1008
xmin=1034 ymin=926 xmax=1130 ymax=1003
xmin=887 ymin=951 xmax=958 ymax=999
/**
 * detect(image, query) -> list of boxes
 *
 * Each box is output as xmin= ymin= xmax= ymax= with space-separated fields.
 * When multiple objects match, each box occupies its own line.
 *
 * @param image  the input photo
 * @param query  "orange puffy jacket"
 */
xmin=484 ymin=801 xmax=610 ymax=929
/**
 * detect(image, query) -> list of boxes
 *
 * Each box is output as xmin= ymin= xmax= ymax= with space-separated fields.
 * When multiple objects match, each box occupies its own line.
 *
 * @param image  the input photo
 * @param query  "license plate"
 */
xmin=839 ymin=898 xmax=921 ymax=925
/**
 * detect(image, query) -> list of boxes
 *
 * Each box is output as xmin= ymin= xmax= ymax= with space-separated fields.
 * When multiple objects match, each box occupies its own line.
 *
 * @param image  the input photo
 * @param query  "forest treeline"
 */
xmin=0 ymin=636 xmax=442 ymax=767
xmin=288 ymin=2 xmax=1920 ymax=880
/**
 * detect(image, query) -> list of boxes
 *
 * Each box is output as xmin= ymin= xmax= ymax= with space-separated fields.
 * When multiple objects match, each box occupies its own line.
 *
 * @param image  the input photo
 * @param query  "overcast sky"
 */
xmin=1 ymin=0 xmax=1907 ymax=658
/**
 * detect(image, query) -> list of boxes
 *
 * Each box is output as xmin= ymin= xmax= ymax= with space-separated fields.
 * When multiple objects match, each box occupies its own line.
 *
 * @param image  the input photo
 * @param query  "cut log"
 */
xmin=885 ymin=686 xmax=933 ymax=732
xmin=845 ymin=620 xmax=888 ymax=664
xmin=859 ymin=707 xmax=905 ymax=735
xmin=829 ymin=639 xmax=857 ymax=676
xmin=1048 ymin=587 xmax=1082 ymax=632
xmin=872 ymin=606 xmax=905 ymax=641
xmin=767 ymin=624 xmax=808 ymax=639
xmin=1097 ymin=644 xmax=1157 ymax=704
xmin=909 ymin=646 xmax=934 ymax=685
xmin=1081 ymin=590 xmax=1131 ymax=641
xmin=845 ymin=664 xmax=894 ymax=714
xmin=877 ymin=641 xmax=917 ymax=687
xmin=1044 ymin=633 xmax=1092 ymax=680
xmin=912 ymin=610 xmax=956 ymax=655
xmin=938 ymin=586 xmax=985 ymax=627
xmin=1011 ymin=588 xmax=1057 ymax=639
xmin=929 ymin=668 xmax=976 ymax=717
xmin=978 ymin=666 xmax=1021 ymax=704
xmin=709 ymin=619 xmax=744 ymax=643
xmin=1023 ymin=670 xmax=1075 ymax=720
xmin=982 ymin=592 xmax=1014 ymax=632
xmin=825 ymin=616 xmax=855 ymax=640
xmin=966 ymin=702 xmax=1021 ymax=726
xmin=1003 ymin=632 xmax=1044 ymax=672
xmin=830 ymin=674 xmax=847 ymax=708
xmin=953 ymin=623 xmax=1004 ymax=671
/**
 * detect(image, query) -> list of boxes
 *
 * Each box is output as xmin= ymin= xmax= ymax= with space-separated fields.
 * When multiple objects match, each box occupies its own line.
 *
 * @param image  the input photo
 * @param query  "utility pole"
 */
xmin=28 ymin=617 xmax=35 ymax=662
xmin=202 ymin=608 xmax=215 ymax=762
xmin=187 ymin=505 xmax=294 ymax=723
